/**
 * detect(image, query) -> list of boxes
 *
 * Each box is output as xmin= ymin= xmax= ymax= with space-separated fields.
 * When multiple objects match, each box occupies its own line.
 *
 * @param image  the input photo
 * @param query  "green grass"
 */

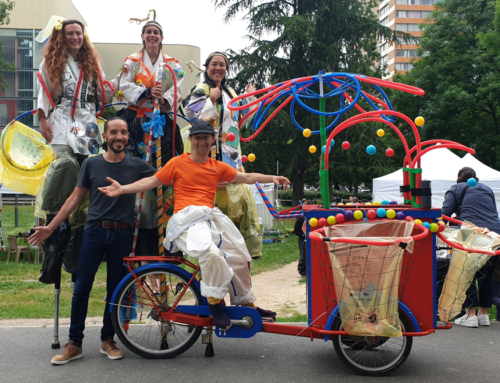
xmin=276 ymin=313 xmax=307 ymax=323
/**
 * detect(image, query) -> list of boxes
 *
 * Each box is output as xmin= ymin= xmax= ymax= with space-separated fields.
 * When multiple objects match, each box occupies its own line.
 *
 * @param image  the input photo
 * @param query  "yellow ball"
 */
xmin=338 ymin=203 xmax=344 ymax=206
xmin=415 ymin=116 xmax=425 ymax=126
xmin=414 ymin=219 xmax=423 ymax=226
xmin=309 ymin=218 xmax=318 ymax=227
xmin=248 ymin=153 xmax=256 ymax=162
xmin=309 ymin=145 xmax=317 ymax=153
xmin=346 ymin=203 xmax=353 ymax=205
xmin=303 ymin=129 xmax=312 ymax=138
xmin=365 ymin=202 xmax=372 ymax=205
xmin=353 ymin=210 xmax=363 ymax=220
xmin=430 ymin=223 xmax=439 ymax=233
xmin=386 ymin=209 xmax=396 ymax=219
xmin=327 ymin=216 xmax=337 ymax=225
xmin=373 ymin=201 xmax=381 ymax=205
xmin=377 ymin=129 xmax=385 ymax=137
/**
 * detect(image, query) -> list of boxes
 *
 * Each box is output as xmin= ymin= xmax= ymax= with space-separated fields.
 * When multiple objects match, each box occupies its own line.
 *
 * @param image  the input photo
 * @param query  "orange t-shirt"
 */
xmin=155 ymin=153 xmax=238 ymax=213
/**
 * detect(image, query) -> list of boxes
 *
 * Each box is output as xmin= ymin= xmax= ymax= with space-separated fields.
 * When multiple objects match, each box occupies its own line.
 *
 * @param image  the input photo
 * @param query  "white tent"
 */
xmin=0 ymin=183 xmax=23 ymax=195
xmin=372 ymin=148 xmax=500 ymax=211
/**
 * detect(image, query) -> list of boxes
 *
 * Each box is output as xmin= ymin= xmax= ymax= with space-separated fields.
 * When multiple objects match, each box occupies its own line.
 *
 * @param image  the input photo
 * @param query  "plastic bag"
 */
xmin=437 ymin=222 xmax=500 ymax=322
xmin=324 ymin=220 xmax=415 ymax=337
xmin=215 ymin=183 xmax=263 ymax=258
xmin=35 ymin=152 xmax=79 ymax=219
xmin=0 ymin=120 xmax=54 ymax=195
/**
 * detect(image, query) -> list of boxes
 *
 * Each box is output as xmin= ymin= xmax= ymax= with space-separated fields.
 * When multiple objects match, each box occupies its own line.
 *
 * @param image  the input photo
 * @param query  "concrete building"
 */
xmin=0 ymin=0 xmax=200 ymax=130
xmin=375 ymin=0 xmax=437 ymax=79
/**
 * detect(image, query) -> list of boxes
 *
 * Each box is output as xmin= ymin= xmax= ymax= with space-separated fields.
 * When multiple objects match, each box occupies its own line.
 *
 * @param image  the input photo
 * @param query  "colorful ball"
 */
xmin=367 ymin=209 xmax=377 ymax=219
xmin=414 ymin=219 xmax=423 ymax=226
xmin=344 ymin=210 xmax=354 ymax=220
xmin=309 ymin=218 xmax=318 ymax=227
xmin=338 ymin=203 xmax=344 ymax=206
xmin=322 ymin=145 xmax=331 ymax=154
xmin=227 ymin=132 xmax=236 ymax=142
xmin=366 ymin=145 xmax=376 ymax=155
xmin=381 ymin=200 xmax=390 ymax=205
xmin=346 ymin=203 xmax=353 ymax=205
xmin=437 ymin=221 xmax=446 ymax=232
xmin=309 ymin=145 xmax=317 ymax=154
xmin=386 ymin=209 xmax=396 ymax=219
xmin=342 ymin=141 xmax=350 ymax=150
xmin=396 ymin=212 xmax=406 ymax=220
xmin=386 ymin=148 xmax=395 ymax=157
xmin=330 ymin=139 xmax=335 ymax=147
xmin=241 ymin=155 xmax=248 ymax=163
xmin=376 ymin=208 xmax=386 ymax=218
xmin=335 ymin=213 xmax=345 ymax=223
xmin=353 ymin=210 xmax=363 ymax=220
xmin=373 ymin=201 xmax=381 ymax=205
xmin=423 ymin=222 xmax=431 ymax=230
xmin=318 ymin=218 xmax=327 ymax=228
xmin=415 ymin=116 xmax=425 ymax=126
xmin=248 ymin=153 xmax=256 ymax=162
xmin=467 ymin=178 xmax=478 ymax=187
xmin=377 ymin=129 xmax=385 ymax=137
xmin=303 ymin=129 xmax=312 ymax=138
xmin=405 ymin=216 xmax=413 ymax=222
xmin=390 ymin=200 xmax=398 ymax=205
xmin=327 ymin=216 xmax=337 ymax=225
xmin=365 ymin=202 xmax=372 ymax=205
xmin=430 ymin=223 xmax=439 ymax=233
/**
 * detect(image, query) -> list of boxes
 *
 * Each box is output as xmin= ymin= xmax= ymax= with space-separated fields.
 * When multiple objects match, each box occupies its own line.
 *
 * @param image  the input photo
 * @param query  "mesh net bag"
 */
xmin=437 ymin=220 xmax=500 ymax=322
xmin=310 ymin=219 xmax=428 ymax=337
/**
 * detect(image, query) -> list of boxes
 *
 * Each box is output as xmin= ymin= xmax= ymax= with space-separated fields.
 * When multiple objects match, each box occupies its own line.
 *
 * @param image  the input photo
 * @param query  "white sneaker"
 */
xmin=454 ymin=314 xmax=478 ymax=327
xmin=478 ymin=314 xmax=490 ymax=326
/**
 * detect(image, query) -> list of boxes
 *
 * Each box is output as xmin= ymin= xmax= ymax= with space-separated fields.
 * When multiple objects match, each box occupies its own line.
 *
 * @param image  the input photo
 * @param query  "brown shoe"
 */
xmin=100 ymin=337 xmax=123 ymax=360
xmin=51 ymin=341 xmax=83 ymax=365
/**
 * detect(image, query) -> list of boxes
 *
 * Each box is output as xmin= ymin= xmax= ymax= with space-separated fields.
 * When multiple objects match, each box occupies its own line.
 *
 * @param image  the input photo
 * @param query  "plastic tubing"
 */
xmin=410 ymin=144 xmax=475 ymax=168
xmin=404 ymin=140 xmax=475 ymax=168
xmin=36 ymin=72 xmax=55 ymax=108
xmin=14 ymin=109 xmax=38 ymax=121
xmin=353 ymin=75 xmax=425 ymax=96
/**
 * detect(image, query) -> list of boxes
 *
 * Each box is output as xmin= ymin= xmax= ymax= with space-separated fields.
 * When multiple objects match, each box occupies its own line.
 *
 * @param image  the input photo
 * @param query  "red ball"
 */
xmin=386 ymin=148 xmax=395 ymax=157
xmin=241 ymin=155 xmax=248 ymax=163
xmin=318 ymin=218 xmax=327 ymax=228
xmin=367 ymin=209 xmax=377 ymax=220
xmin=437 ymin=221 xmax=446 ymax=232
xmin=335 ymin=213 xmax=345 ymax=223
xmin=227 ymin=132 xmax=236 ymax=142
xmin=405 ymin=216 xmax=413 ymax=222
xmin=342 ymin=141 xmax=350 ymax=150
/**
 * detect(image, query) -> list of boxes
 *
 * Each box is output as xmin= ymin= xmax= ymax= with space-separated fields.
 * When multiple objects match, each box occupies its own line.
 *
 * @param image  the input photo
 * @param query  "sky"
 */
xmin=73 ymin=0 xmax=254 ymax=62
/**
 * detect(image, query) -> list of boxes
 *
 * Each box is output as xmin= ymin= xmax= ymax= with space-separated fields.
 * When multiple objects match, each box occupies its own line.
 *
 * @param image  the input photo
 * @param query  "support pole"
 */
xmin=15 ymin=195 xmax=18 ymax=227
xmin=318 ymin=71 xmax=330 ymax=207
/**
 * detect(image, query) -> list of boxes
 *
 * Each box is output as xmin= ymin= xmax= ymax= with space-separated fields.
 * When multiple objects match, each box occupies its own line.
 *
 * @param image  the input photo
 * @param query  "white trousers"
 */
xmin=166 ymin=207 xmax=256 ymax=305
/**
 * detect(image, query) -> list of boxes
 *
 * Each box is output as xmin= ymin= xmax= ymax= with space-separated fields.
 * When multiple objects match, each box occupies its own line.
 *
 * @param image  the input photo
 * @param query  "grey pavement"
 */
xmin=0 ymin=323 xmax=499 ymax=383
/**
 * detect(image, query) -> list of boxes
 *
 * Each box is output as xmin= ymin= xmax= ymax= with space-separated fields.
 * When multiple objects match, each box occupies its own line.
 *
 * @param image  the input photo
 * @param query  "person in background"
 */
xmin=349 ymin=196 xmax=359 ymax=204
xmin=442 ymin=167 xmax=500 ymax=327
xmin=492 ymin=260 xmax=500 ymax=322
xmin=294 ymin=198 xmax=307 ymax=277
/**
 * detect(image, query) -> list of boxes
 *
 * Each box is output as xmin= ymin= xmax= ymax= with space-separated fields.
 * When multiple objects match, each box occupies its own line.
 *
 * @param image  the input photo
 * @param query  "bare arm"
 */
xmin=98 ymin=175 xmax=164 ymax=197
xmin=37 ymin=109 xmax=53 ymax=143
xmin=29 ymin=186 xmax=88 ymax=246
xmin=231 ymin=172 xmax=290 ymax=190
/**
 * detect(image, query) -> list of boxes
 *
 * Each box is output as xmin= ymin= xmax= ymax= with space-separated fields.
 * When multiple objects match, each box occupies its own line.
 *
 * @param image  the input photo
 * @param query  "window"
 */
xmin=397 ymin=36 xmax=421 ymax=45
xmin=408 ymin=24 xmax=421 ymax=31
xmin=381 ymin=55 xmax=388 ymax=64
xmin=380 ymin=4 xmax=388 ymax=17
xmin=396 ymin=24 xmax=408 ymax=31
xmin=379 ymin=41 xmax=388 ymax=52
xmin=397 ymin=11 xmax=407 ymax=18
xmin=408 ymin=11 xmax=421 ymax=18
xmin=381 ymin=17 xmax=388 ymax=26
xmin=396 ymin=49 xmax=417 ymax=57
xmin=421 ymin=11 xmax=432 ymax=18
xmin=410 ymin=0 xmax=421 ymax=4
xmin=396 ymin=63 xmax=414 ymax=70
xmin=422 ymin=0 xmax=434 ymax=4
xmin=397 ymin=0 xmax=408 ymax=4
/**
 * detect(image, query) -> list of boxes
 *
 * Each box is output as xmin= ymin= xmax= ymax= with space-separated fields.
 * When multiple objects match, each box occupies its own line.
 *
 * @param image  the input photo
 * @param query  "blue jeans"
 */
xmin=68 ymin=226 xmax=132 ymax=347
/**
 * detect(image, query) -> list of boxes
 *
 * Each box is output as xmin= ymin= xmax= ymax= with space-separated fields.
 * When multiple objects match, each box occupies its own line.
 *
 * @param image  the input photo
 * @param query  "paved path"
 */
xmin=1 ymin=323 xmax=499 ymax=382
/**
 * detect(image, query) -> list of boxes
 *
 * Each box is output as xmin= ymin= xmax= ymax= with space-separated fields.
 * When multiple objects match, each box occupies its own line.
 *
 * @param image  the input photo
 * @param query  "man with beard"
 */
xmin=29 ymin=117 xmax=156 ymax=364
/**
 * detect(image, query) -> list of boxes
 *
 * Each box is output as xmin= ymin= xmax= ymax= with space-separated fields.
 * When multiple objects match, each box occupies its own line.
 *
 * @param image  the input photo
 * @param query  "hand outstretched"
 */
xmin=98 ymin=177 xmax=123 ymax=197
xmin=28 ymin=226 xmax=53 ymax=247
xmin=272 ymin=176 xmax=291 ymax=191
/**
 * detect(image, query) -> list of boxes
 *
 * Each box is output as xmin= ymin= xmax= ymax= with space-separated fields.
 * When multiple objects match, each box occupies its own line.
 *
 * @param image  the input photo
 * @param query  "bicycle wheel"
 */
xmin=332 ymin=310 xmax=413 ymax=376
xmin=111 ymin=266 xmax=204 ymax=359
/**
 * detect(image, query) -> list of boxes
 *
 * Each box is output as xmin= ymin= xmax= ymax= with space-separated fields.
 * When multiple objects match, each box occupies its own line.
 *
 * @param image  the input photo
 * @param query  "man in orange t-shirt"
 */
xmin=99 ymin=120 xmax=290 ymax=329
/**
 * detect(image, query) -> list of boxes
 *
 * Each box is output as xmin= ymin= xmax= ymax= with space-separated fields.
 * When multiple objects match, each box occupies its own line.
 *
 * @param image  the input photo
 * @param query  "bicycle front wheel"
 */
xmin=111 ymin=266 xmax=204 ymax=359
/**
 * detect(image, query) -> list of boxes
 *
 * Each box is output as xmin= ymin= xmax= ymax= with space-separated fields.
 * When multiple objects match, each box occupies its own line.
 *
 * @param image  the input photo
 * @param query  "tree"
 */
xmin=216 ymin=0 xmax=408 ymax=204
xmin=392 ymin=0 xmax=500 ymax=169
xmin=0 ymin=0 xmax=15 ymax=91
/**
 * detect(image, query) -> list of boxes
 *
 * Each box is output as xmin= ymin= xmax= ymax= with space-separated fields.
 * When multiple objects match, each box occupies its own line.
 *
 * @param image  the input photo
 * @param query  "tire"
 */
xmin=332 ymin=309 xmax=413 ymax=376
xmin=111 ymin=266 xmax=203 ymax=359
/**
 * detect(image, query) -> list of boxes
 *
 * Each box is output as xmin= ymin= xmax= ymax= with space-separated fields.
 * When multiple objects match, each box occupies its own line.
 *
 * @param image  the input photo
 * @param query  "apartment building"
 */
xmin=376 ymin=0 xmax=437 ymax=79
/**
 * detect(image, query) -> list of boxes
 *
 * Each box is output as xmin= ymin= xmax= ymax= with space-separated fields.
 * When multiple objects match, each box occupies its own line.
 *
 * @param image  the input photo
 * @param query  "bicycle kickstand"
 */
xmin=202 ymin=326 xmax=215 ymax=357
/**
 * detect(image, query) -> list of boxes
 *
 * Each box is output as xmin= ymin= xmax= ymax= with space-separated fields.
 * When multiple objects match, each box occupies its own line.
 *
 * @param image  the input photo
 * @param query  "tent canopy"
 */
xmin=373 ymin=148 xmax=500 ymax=212
xmin=0 ymin=183 xmax=24 ymax=195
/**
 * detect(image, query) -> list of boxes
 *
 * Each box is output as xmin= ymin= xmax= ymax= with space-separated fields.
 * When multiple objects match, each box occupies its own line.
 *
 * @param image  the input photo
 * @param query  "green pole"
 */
xmin=318 ymin=72 xmax=330 ymax=207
